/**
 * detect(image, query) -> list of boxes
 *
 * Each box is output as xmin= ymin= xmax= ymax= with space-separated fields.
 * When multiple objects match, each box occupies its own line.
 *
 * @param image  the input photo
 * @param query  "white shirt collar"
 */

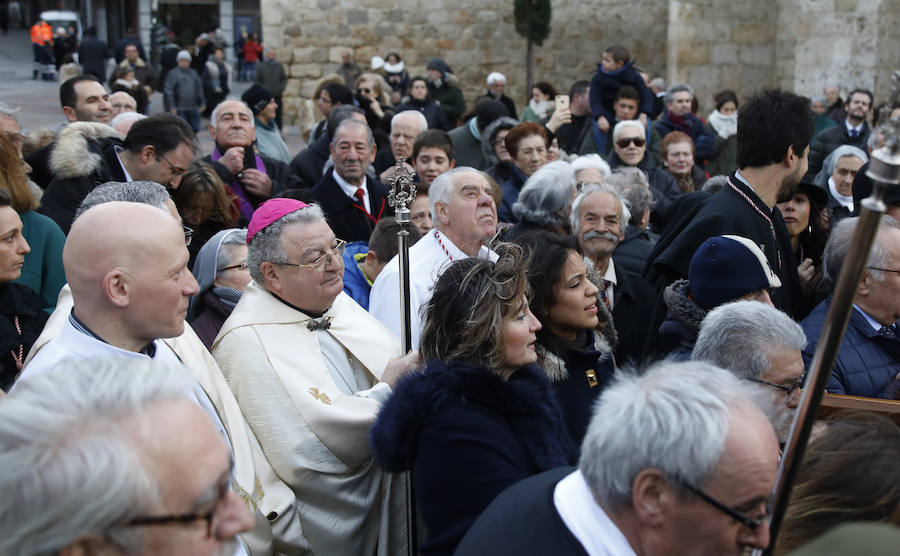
xmin=332 ymin=169 xmax=370 ymax=213
xmin=827 ymin=177 xmax=854 ymax=209
xmin=432 ymin=228 xmax=498 ymax=262
xmin=604 ymin=257 xmax=618 ymax=286
xmin=114 ymin=146 xmax=134 ymax=182
xmin=845 ymin=120 xmax=863 ymax=134
xmin=854 ymin=303 xmax=889 ymax=332
xmin=554 ymin=470 xmax=637 ymax=556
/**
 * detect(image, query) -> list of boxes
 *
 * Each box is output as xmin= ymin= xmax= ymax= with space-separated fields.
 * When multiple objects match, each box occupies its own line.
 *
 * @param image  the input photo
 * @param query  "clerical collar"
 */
xmin=272 ymin=293 xmax=329 ymax=320
xmin=68 ymin=309 xmax=157 ymax=357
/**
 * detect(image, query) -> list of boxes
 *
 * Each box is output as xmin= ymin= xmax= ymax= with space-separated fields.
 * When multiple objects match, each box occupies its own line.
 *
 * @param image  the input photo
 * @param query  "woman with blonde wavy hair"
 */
xmin=370 ymin=244 xmax=576 ymax=556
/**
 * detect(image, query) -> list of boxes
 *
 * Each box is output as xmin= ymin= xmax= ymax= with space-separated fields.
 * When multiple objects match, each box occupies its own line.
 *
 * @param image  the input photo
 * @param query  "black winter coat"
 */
xmin=806 ymin=122 xmax=872 ymax=180
xmin=289 ymin=134 xmax=330 ymax=188
xmin=370 ymin=360 xmax=575 ymax=556
xmin=307 ymin=173 xmax=392 ymax=243
xmin=40 ymin=139 xmax=126 ymax=234
xmin=1 ymin=283 xmax=48 ymax=391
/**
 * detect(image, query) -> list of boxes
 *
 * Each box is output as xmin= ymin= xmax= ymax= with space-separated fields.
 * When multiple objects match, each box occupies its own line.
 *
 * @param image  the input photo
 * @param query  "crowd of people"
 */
xmin=1 ymin=35 xmax=900 ymax=556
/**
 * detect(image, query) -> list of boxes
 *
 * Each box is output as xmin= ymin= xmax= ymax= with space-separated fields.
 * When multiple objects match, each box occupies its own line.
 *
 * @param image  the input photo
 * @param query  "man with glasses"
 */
xmin=693 ymin=300 xmax=806 ymax=442
xmin=801 ymin=215 xmax=900 ymax=398
xmin=455 ymin=360 xmax=779 ymax=555
xmin=22 ymin=183 xmax=309 ymax=553
xmin=39 ymin=113 xmax=197 ymax=234
xmin=214 ymin=198 xmax=418 ymax=555
xmin=0 ymin=359 xmax=255 ymax=554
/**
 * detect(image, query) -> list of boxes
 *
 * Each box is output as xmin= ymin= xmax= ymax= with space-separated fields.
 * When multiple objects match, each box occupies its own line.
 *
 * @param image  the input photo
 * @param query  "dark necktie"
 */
xmin=850 ymin=128 xmax=859 ymax=139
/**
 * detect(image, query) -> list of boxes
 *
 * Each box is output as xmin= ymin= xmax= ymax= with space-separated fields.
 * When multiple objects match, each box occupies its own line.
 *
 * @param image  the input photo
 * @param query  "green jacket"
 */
xmin=15 ymin=210 xmax=66 ymax=312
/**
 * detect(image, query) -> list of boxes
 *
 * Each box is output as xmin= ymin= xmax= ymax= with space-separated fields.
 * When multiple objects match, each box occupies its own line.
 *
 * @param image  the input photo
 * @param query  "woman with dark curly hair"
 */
xmin=518 ymin=231 xmax=617 ymax=445
xmin=777 ymin=181 xmax=830 ymax=301
xmin=369 ymin=244 xmax=576 ymax=556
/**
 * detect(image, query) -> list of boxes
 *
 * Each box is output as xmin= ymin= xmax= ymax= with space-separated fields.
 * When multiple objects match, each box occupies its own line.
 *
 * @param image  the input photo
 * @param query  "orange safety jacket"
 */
xmin=31 ymin=22 xmax=52 ymax=45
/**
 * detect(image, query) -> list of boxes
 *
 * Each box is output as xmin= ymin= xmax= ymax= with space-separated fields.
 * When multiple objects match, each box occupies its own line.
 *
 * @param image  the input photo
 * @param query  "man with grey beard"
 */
xmin=692 ymin=300 xmax=806 ymax=443
xmin=570 ymin=183 xmax=655 ymax=365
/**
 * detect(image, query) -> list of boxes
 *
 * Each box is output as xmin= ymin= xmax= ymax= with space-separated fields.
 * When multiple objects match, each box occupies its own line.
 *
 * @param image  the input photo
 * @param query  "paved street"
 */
xmin=0 ymin=29 xmax=306 ymax=156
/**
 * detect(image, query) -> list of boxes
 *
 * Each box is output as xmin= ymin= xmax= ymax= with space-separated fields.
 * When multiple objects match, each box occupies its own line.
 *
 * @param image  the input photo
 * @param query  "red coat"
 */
xmin=242 ymin=40 xmax=262 ymax=63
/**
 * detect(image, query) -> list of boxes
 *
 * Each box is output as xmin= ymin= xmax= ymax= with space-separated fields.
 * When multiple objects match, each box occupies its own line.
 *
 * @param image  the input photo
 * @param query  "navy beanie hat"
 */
xmin=688 ymin=235 xmax=782 ymax=309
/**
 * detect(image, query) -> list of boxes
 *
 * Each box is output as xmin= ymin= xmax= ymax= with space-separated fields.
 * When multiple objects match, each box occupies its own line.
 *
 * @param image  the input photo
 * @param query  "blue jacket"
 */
xmin=654 ymin=111 xmax=717 ymax=163
xmin=370 ymin=360 xmax=575 ymax=556
xmin=499 ymin=166 xmax=528 ymax=224
xmin=589 ymin=61 xmax=654 ymax=122
xmin=341 ymin=241 xmax=372 ymax=310
xmin=801 ymin=297 xmax=900 ymax=398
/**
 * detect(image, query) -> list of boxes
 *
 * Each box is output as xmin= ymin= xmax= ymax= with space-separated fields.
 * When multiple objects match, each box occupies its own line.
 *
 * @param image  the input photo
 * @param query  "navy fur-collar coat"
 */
xmin=370 ymin=359 xmax=575 ymax=556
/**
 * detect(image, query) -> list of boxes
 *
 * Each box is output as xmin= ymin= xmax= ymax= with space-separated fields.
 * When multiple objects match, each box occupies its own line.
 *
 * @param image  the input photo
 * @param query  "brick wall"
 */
xmin=262 ymin=0 xmax=899 ymax=132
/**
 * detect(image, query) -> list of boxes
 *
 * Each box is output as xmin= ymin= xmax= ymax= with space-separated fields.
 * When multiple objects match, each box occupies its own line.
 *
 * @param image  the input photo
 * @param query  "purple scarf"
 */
xmin=210 ymin=148 xmax=266 ymax=221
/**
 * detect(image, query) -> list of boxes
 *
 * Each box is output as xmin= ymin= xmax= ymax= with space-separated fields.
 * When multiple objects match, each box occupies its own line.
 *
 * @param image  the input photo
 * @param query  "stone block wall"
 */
xmin=262 ymin=0 xmax=899 ymax=133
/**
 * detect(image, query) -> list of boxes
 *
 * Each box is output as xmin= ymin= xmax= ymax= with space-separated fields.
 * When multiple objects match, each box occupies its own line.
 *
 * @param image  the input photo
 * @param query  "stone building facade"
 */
xmin=261 ymin=0 xmax=899 ymax=133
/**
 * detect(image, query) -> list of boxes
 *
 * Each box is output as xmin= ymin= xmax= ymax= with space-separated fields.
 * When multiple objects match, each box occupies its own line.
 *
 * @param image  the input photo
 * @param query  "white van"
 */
xmin=39 ymin=10 xmax=83 ymax=40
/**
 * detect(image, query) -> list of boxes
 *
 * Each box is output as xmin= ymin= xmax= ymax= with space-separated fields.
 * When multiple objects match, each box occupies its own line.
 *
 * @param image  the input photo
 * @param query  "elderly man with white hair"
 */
xmin=203 ymin=98 xmax=301 ymax=222
xmin=801 ymin=215 xmax=900 ymax=399
xmin=110 ymin=109 xmax=146 ymax=135
xmin=693 ymin=300 xmax=807 ymax=442
xmin=571 ymin=183 xmax=655 ymax=364
xmin=371 ymin=167 xmax=498 ymax=348
xmin=455 ymin=360 xmax=780 ymax=555
xmin=505 ymin=160 xmax=577 ymax=239
xmin=0 ymin=360 xmax=254 ymax=555
xmin=376 ymin=109 xmax=428 ymax=180
xmin=607 ymin=119 xmax=681 ymax=228
xmin=604 ymin=167 xmax=658 ymax=275
xmin=571 ymin=153 xmax=612 ymax=185
xmin=213 ymin=198 xmax=418 ymax=555
xmin=481 ymin=71 xmax=517 ymax=120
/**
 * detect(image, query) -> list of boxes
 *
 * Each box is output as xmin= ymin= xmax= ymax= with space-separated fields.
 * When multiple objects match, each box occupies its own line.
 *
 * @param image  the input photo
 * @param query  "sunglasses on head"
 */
xmin=616 ymin=137 xmax=646 ymax=148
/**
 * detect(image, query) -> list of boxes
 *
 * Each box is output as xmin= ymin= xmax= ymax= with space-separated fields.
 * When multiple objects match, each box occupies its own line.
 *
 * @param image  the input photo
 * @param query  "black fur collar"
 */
xmin=370 ymin=359 xmax=575 ymax=473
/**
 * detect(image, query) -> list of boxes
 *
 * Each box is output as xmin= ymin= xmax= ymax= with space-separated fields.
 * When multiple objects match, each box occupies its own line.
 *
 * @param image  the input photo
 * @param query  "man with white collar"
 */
xmin=801 ymin=215 xmax=900 ymax=399
xmin=370 ymin=167 xmax=499 ymax=348
xmin=647 ymin=90 xmax=812 ymax=318
xmin=38 ymin=113 xmax=196 ymax=233
xmin=456 ymin=360 xmax=779 ymax=556
xmin=571 ymin=183 xmax=654 ymax=365
xmin=213 ymin=198 xmax=416 ymax=555
xmin=21 ymin=191 xmax=308 ymax=554
xmin=308 ymin=118 xmax=392 ymax=242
